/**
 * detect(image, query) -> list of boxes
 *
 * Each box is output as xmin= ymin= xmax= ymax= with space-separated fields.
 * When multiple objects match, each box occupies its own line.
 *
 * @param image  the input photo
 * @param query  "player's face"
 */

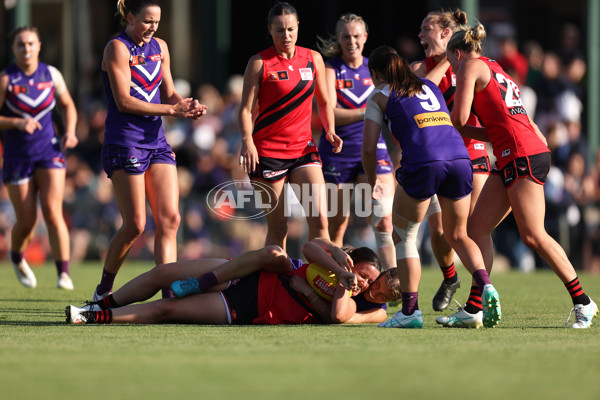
xmin=268 ymin=14 xmax=299 ymax=56
xmin=127 ymin=5 xmax=161 ymax=46
xmin=418 ymin=17 xmax=446 ymax=58
xmin=364 ymin=274 xmax=394 ymax=304
xmin=12 ymin=30 xmax=41 ymax=68
xmin=338 ymin=22 xmax=367 ymax=63
xmin=351 ymin=262 xmax=379 ymax=294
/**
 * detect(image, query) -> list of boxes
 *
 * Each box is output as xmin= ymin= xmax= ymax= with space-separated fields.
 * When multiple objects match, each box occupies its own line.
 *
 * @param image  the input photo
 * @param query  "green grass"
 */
xmin=0 ymin=262 xmax=599 ymax=400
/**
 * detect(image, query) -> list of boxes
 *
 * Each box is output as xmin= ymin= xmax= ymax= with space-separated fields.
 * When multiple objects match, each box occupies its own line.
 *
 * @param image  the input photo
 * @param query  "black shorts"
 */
xmin=471 ymin=155 xmax=491 ymax=175
xmin=249 ymin=152 xmax=322 ymax=182
xmin=221 ymin=273 xmax=259 ymax=324
xmin=491 ymin=152 xmax=550 ymax=188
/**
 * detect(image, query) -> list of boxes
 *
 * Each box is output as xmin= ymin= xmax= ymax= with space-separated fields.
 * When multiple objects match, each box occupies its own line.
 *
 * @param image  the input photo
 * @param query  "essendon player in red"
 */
xmin=411 ymin=9 xmax=491 ymax=314
xmin=446 ymin=23 xmax=597 ymax=329
xmin=66 ymin=239 xmax=401 ymax=325
xmin=238 ymin=3 xmax=342 ymax=250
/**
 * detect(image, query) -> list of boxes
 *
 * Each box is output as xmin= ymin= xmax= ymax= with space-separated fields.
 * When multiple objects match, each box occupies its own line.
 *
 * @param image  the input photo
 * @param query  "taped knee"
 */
xmin=374 ymin=230 xmax=394 ymax=249
xmin=371 ymin=197 xmax=393 ymax=228
xmin=426 ymin=194 xmax=441 ymax=218
xmin=394 ymin=219 xmax=421 ymax=259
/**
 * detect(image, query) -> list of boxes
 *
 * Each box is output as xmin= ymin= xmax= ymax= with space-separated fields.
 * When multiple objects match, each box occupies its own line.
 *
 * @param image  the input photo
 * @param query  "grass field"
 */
xmin=0 ymin=261 xmax=598 ymax=400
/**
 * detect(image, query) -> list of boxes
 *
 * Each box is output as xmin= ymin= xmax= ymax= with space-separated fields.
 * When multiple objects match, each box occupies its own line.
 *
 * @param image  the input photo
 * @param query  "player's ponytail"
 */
xmin=368 ymin=46 xmax=423 ymax=98
xmin=425 ymin=8 xmax=468 ymax=34
xmin=447 ymin=22 xmax=486 ymax=54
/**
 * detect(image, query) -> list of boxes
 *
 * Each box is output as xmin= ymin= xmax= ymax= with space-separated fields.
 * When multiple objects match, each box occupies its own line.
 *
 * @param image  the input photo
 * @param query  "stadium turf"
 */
xmin=0 ymin=261 xmax=598 ymax=400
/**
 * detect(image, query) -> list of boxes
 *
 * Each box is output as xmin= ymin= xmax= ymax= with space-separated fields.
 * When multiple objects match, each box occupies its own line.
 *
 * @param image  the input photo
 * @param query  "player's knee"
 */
xmin=157 ymin=210 xmax=181 ymax=232
xmin=520 ymin=232 xmax=543 ymax=251
xmin=263 ymin=245 xmax=285 ymax=261
xmin=394 ymin=218 xmax=421 ymax=259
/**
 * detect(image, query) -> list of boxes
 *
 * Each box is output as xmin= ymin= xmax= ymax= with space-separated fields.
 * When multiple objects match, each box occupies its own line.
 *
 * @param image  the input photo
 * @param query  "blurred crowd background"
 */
xmin=0 ymin=0 xmax=598 ymax=273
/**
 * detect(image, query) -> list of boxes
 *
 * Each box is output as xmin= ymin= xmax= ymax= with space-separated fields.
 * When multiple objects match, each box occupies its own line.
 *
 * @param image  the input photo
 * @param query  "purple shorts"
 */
xmin=396 ymin=158 xmax=473 ymax=200
xmin=322 ymin=150 xmax=393 ymax=185
xmin=101 ymin=144 xmax=176 ymax=178
xmin=2 ymin=151 xmax=65 ymax=185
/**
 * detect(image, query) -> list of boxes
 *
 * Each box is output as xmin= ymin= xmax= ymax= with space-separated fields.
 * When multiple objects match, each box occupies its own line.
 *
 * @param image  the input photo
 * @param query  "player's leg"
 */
xmin=379 ymin=185 xmax=428 ymax=329
xmin=170 ymin=245 xmax=292 ymax=298
xmin=326 ymin=184 xmax=352 ymax=246
xmin=509 ymin=177 xmax=597 ymax=328
xmin=7 ymin=178 xmax=38 ymax=288
xmin=36 ymin=167 xmax=73 ymax=289
xmin=427 ymin=195 xmax=460 ymax=311
xmin=95 ymin=170 xmax=147 ymax=299
xmin=362 ymin=172 xmax=395 ymax=270
xmin=68 ymin=293 xmax=229 ymax=325
xmin=289 ymin=165 xmax=330 ymax=241
xmin=253 ymin=178 xmax=288 ymax=249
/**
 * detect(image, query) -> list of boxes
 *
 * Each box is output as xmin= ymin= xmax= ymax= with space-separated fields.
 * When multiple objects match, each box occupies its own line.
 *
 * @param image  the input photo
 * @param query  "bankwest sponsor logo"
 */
xmin=413 ymin=112 xmax=452 ymax=128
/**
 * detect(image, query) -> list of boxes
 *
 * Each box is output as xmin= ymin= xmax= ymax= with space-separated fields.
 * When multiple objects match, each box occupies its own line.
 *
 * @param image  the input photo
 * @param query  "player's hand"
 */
xmin=61 ymin=133 xmax=79 ymax=150
xmin=189 ymin=99 xmax=208 ymax=120
xmin=326 ymin=131 xmax=343 ymax=153
xmin=239 ymin=138 xmax=259 ymax=174
xmin=289 ymin=275 xmax=312 ymax=296
xmin=372 ymin=178 xmax=384 ymax=200
xmin=337 ymin=270 xmax=358 ymax=292
xmin=19 ymin=118 xmax=42 ymax=134
xmin=330 ymin=246 xmax=353 ymax=272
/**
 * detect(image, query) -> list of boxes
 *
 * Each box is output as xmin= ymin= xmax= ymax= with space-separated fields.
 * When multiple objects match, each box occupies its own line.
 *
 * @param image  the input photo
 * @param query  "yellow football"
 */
xmin=306 ymin=263 xmax=339 ymax=301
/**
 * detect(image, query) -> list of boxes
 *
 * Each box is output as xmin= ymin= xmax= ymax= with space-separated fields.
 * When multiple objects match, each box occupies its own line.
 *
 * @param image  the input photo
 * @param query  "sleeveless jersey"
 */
xmin=102 ymin=31 xmax=166 ymax=149
xmin=384 ymin=78 xmax=469 ymax=165
xmin=319 ymin=57 xmax=386 ymax=161
xmin=254 ymin=264 xmax=322 ymax=324
xmin=424 ymin=57 xmax=487 ymax=160
xmin=253 ymin=46 xmax=317 ymax=159
xmin=254 ymin=262 xmax=384 ymax=324
xmin=472 ymin=57 xmax=549 ymax=169
xmin=1 ymin=62 xmax=59 ymax=161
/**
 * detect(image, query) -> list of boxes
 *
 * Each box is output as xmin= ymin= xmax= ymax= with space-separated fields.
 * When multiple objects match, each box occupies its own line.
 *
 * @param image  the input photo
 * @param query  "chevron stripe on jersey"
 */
xmin=101 ymin=31 xmax=166 ymax=148
xmin=1 ymin=62 xmax=60 ymax=161
xmin=252 ymin=46 xmax=317 ymax=159
xmin=5 ymin=65 xmax=55 ymax=121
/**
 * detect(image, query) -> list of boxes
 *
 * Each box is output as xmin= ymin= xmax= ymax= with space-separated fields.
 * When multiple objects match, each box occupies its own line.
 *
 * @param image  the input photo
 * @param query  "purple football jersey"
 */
xmin=102 ymin=31 xmax=167 ymax=149
xmin=1 ymin=62 xmax=60 ymax=161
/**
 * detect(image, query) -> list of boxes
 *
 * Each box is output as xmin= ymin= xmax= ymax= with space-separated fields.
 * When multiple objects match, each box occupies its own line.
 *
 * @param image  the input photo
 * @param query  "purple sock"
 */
xmin=472 ymin=269 xmax=492 ymax=294
xmin=10 ymin=251 xmax=23 ymax=264
xmin=96 ymin=269 xmax=116 ymax=295
xmin=401 ymin=292 xmax=419 ymax=316
xmin=196 ymin=272 xmax=218 ymax=291
xmin=55 ymin=260 xmax=69 ymax=275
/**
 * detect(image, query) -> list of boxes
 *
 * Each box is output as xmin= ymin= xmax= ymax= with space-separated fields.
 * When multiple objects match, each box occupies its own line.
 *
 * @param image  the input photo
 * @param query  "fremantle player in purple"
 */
xmin=316 ymin=14 xmax=395 ymax=269
xmin=362 ymin=46 xmax=501 ymax=329
xmin=0 ymin=26 xmax=78 ymax=290
xmin=94 ymin=0 xmax=207 ymax=301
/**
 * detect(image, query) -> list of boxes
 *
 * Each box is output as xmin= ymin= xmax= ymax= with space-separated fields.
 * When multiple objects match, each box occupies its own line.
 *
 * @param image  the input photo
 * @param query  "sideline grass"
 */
xmin=0 ymin=261 xmax=598 ymax=400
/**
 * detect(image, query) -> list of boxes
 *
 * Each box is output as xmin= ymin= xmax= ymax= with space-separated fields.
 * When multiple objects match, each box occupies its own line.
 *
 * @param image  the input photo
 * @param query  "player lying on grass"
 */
xmin=66 ymin=238 xmax=401 ymax=325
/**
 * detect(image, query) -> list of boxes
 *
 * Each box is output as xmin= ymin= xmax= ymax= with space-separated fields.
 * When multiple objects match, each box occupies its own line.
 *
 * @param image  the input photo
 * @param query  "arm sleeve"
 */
xmin=364 ymin=93 xmax=385 ymax=126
